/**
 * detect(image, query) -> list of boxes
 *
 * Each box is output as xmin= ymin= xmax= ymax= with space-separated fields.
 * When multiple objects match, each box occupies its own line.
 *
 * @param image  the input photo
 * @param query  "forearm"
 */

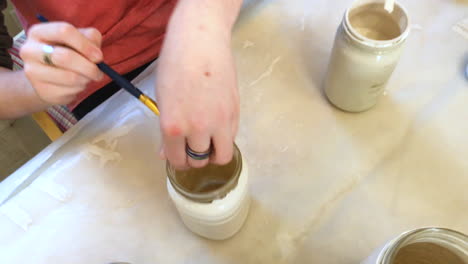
xmin=167 ymin=0 xmax=243 ymax=43
xmin=0 ymin=68 xmax=49 ymax=119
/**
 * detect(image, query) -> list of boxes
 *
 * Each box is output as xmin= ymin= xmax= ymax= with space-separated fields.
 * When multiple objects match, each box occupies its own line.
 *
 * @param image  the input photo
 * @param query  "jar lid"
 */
xmin=166 ymin=144 xmax=242 ymax=203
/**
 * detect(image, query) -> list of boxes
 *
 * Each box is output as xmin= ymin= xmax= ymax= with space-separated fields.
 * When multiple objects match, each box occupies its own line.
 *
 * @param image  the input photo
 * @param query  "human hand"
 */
xmin=156 ymin=26 xmax=239 ymax=169
xmin=20 ymin=22 xmax=104 ymax=105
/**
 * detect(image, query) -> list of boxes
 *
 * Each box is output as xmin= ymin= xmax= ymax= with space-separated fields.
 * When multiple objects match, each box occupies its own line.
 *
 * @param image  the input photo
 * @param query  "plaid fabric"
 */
xmin=8 ymin=32 xmax=77 ymax=132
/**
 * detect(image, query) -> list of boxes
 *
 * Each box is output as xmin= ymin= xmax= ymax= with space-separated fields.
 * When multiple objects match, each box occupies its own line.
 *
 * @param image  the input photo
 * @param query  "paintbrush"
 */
xmin=37 ymin=14 xmax=160 ymax=116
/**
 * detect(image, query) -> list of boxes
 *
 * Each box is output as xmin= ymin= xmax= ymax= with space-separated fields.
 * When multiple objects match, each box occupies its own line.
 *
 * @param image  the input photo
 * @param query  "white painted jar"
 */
xmin=324 ymin=0 xmax=410 ymax=112
xmin=166 ymin=144 xmax=250 ymax=240
xmin=362 ymin=227 xmax=468 ymax=264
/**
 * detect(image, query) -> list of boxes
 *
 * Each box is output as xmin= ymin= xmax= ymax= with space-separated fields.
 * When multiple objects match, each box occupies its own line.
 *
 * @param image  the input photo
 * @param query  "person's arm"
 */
xmin=157 ymin=0 xmax=243 ymax=169
xmin=0 ymin=69 xmax=51 ymax=119
xmin=0 ymin=0 xmax=46 ymax=118
xmin=0 ymin=20 xmax=104 ymax=119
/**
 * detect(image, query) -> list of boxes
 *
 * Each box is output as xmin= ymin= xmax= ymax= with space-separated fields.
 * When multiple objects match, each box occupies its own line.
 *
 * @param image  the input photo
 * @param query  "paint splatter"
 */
xmin=0 ymin=202 xmax=32 ymax=231
xmin=83 ymin=143 xmax=122 ymax=167
xmin=453 ymin=18 xmax=468 ymax=40
xmin=249 ymin=56 xmax=282 ymax=87
xmin=33 ymin=178 xmax=72 ymax=202
xmin=300 ymin=13 xmax=307 ymax=31
xmin=243 ymin=40 xmax=255 ymax=49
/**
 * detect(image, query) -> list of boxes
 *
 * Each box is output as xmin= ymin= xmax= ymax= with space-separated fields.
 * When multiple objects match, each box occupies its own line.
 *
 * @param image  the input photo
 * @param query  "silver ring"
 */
xmin=42 ymin=44 xmax=55 ymax=66
xmin=186 ymin=145 xmax=212 ymax=161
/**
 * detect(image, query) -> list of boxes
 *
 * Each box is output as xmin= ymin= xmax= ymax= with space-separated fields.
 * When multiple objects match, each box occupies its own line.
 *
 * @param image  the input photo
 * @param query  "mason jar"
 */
xmin=362 ymin=227 xmax=468 ymax=264
xmin=324 ymin=0 xmax=410 ymax=112
xmin=166 ymin=144 xmax=250 ymax=240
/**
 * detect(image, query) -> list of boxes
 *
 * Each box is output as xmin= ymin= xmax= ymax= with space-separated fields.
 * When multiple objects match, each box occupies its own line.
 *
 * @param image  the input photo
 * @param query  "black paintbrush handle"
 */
xmin=37 ymin=14 xmax=143 ymax=100
xmin=96 ymin=62 xmax=142 ymax=99
xmin=37 ymin=14 xmax=48 ymax=23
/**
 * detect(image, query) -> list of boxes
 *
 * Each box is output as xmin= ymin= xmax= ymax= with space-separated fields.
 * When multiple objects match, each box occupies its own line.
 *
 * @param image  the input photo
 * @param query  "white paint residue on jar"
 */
xmin=324 ymin=0 xmax=410 ymax=112
xmin=167 ymin=153 xmax=250 ymax=240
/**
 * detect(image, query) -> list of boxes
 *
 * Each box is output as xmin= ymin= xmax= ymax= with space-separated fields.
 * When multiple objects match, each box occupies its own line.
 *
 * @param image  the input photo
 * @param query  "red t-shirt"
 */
xmin=11 ymin=0 xmax=176 ymax=110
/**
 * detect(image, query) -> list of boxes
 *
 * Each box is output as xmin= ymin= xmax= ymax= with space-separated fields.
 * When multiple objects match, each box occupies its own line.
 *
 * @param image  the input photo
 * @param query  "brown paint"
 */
xmin=174 ymin=155 xmax=237 ymax=193
xmin=349 ymin=3 xmax=401 ymax=40
xmin=393 ymin=242 xmax=466 ymax=264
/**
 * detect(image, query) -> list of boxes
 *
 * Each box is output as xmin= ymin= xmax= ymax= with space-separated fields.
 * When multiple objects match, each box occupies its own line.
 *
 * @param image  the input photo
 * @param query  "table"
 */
xmin=0 ymin=0 xmax=467 ymax=263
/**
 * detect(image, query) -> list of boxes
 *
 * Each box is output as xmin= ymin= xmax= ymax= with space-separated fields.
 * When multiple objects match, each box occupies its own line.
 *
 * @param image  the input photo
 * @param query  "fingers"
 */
xmin=160 ymin=109 xmax=237 ymax=169
xmin=24 ymin=62 xmax=90 ymax=88
xmin=19 ymin=23 xmax=104 ymax=106
xmin=211 ymin=126 xmax=234 ymax=165
xmin=164 ymin=137 xmax=188 ymax=170
xmin=20 ymin=42 xmax=103 ymax=81
xmin=186 ymin=132 xmax=211 ymax=168
xmin=52 ymin=46 xmax=103 ymax=81
xmin=28 ymin=22 xmax=103 ymax=62
xmin=161 ymin=119 xmax=188 ymax=170
xmin=231 ymin=103 xmax=240 ymax=140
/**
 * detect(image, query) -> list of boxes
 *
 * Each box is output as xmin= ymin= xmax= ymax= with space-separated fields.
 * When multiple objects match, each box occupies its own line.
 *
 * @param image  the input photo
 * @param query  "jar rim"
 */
xmin=381 ymin=227 xmax=468 ymax=263
xmin=166 ymin=144 xmax=242 ymax=203
xmin=343 ymin=0 xmax=410 ymax=49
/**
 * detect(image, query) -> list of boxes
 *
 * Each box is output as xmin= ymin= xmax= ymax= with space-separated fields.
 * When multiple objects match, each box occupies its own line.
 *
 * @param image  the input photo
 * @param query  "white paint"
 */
xmin=452 ymin=18 xmax=468 ymax=40
xmin=277 ymin=232 xmax=295 ymax=261
xmin=384 ymin=0 xmax=394 ymax=13
xmin=300 ymin=13 xmax=307 ymax=31
xmin=411 ymin=24 xmax=423 ymax=31
xmin=33 ymin=177 xmax=71 ymax=202
xmin=0 ymin=202 xmax=32 ymax=231
xmin=243 ymin=40 xmax=255 ymax=49
xmin=167 ymin=155 xmax=250 ymax=240
xmin=82 ymin=143 xmax=122 ymax=167
xmin=280 ymin=146 xmax=289 ymax=152
xmin=249 ymin=56 xmax=282 ymax=87
xmin=82 ymin=123 xmax=137 ymax=166
xmin=91 ymin=124 xmax=136 ymax=147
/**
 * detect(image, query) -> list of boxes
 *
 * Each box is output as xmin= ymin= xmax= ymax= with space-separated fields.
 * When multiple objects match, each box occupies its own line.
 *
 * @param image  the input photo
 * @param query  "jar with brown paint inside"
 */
xmin=324 ymin=0 xmax=410 ymax=112
xmin=362 ymin=227 xmax=468 ymax=264
xmin=166 ymin=144 xmax=250 ymax=240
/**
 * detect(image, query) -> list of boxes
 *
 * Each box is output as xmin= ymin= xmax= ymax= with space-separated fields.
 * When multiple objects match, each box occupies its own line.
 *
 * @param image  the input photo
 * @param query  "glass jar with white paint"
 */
xmin=166 ymin=144 xmax=250 ymax=240
xmin=324 ymin=0 xmax=410 ymax=112
xmin=362 ymin=227 xmax=468 ymax=264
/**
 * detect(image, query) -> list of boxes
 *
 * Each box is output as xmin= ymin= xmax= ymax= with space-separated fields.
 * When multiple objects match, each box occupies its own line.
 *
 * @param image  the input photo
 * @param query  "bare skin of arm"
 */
xmin=0 ymin=25 xmax=103 ymax=120
xmin=157 ymin=0 xmax=243 ymax=169
xmin=0 ymin=68 xmax=50 ymax=119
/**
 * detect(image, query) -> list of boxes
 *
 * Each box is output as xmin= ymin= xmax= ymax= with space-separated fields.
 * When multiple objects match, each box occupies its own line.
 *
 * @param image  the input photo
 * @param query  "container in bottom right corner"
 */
xmin=324 ymin=0 xmax=410 ymax=112
xmin=361 ymin=227 xmax=468 ymax=264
